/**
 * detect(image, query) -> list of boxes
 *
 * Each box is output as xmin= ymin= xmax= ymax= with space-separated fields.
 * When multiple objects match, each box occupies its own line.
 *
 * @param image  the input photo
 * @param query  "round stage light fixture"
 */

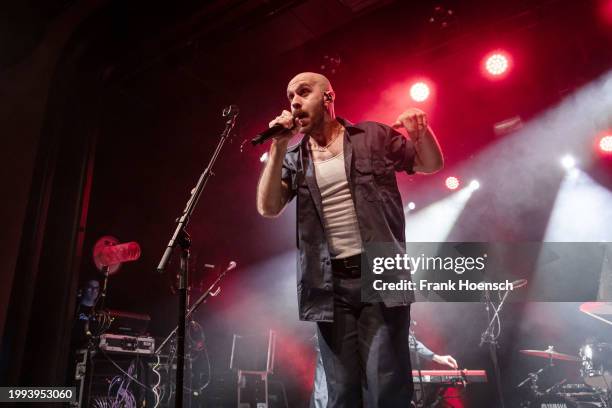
xmin=445 ymin=176 xmax=460 ymax=190
xmin=410 ymin=82 xmax=430 ymax=102
xmin=483 ymin=51 xmax=511 ymax=78
xmin=599 ymin=134 xmax=612 ymax=153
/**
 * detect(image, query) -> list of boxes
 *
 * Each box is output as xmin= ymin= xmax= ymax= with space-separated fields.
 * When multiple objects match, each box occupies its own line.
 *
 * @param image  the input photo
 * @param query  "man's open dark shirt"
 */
xmin=281 ymin=118 xmax=416 ymax=321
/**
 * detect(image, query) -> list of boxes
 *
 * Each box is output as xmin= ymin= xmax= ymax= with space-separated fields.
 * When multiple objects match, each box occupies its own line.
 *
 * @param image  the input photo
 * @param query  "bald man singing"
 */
xmin=256 ymin=73 xmax=443 ymax=407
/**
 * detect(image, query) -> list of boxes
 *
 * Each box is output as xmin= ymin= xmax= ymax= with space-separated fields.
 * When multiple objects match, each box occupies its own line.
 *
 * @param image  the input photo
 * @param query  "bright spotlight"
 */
xmin=544 ymin=170 xmax=612 ymax=242
xmin=469 ymin=180 xmax=480 ymax=190
xmin=445 ymin=176 xmax=460 ymax=190
xmin=483 ymin=51 xmax=511 ymax=78
xmin=560 ymin=155 xmax=576 ymax=170
xmin=599 ymin=134 xmax=612 ymax=153
xmin=260 ymin=152 xmax=269 ymax=163
xmin=407 ymin=202 xmax=416 ymax=210
xmin=410 ymin=82 xmax=430 ymax=102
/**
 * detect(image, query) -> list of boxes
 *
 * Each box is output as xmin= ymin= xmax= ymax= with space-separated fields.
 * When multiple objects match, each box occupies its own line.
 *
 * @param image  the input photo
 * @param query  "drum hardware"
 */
xmin=517 ymin=346 xmax=577 ymax=401
xmin=517 ymin=350 xmax=558 ymax=397
xmin=518 ymin=344 xmax=612 ymax=408
xmin=580 ymin=342 xmax=612 ymax=391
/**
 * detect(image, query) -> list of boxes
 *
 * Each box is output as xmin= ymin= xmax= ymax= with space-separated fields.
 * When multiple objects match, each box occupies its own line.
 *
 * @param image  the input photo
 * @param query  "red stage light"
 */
xmin=483 ymin=51 xmax=511 ymax=78
xmin=599 ymin=134 xmax=612 ymax=153
xmin=410 ymin=82 xmax=430 ymax=102
xmin=600 ymin=0 xmax=612 ymax=25
xmin=485 ymin=53 xmax=508 ymax=75
xmin=445 ymin=176 xmax=460 ymax=190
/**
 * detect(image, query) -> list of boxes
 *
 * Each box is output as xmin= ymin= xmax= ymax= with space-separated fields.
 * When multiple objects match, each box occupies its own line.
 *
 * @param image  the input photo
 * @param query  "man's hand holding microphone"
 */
xmin=251 ymin=110 xmax=298 ymax=146
xmin=255 ymin=110 xmax=299 ymax=217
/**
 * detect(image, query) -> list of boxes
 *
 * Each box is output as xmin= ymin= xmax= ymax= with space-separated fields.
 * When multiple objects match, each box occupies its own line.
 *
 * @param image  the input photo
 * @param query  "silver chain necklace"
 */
xmin=309 ymin=126 xmax=344 ymax=152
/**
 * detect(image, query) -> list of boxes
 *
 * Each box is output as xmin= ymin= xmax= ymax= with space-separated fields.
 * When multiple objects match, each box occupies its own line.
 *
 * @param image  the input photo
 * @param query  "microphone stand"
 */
xmin=480 ymin=288 xmax=511 ymax=408
xmin=155 ymin=105 xmax=238 ymax=408
xmin=97 ymin=265 xmax=110 ymax=312
xmin=156 ymin=262 xmax=235 ymax=354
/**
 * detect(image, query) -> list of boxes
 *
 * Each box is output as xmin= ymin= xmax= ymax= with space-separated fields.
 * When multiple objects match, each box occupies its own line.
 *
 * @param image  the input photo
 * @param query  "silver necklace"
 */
xmin=310 ymin=126 xmax=344 ymax=152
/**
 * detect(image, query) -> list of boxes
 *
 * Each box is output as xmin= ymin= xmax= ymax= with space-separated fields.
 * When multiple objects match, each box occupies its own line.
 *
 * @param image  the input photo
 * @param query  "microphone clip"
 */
xmin=223 ymin=105 xmax=239 ymax=118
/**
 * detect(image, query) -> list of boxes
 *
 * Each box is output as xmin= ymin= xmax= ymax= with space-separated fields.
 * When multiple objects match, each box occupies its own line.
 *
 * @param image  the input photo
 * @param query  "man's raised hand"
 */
xmin=392 ymin=108 xmax=428 ymax=137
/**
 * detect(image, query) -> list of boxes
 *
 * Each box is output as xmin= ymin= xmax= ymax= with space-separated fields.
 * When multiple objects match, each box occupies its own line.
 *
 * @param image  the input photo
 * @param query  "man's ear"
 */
xmin=323 ymin=91 xmax=334 ymax=103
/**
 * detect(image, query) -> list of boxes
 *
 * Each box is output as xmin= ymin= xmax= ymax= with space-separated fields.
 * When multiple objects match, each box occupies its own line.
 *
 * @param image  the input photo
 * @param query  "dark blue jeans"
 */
xmin=316 ymin=276 xmax=413 ymax=407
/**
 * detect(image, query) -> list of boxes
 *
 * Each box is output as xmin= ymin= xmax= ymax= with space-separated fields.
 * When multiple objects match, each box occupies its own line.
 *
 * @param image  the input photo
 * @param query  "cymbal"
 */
xmin=520 ymin=349 xmax=580 ymax=362
xmin=580 ymin=302 xmax=612 ymax=316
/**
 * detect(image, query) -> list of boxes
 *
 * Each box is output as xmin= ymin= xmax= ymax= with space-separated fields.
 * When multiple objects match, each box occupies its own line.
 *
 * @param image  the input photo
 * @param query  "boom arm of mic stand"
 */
xmin=155 ymin=265 xmax=233 ymax=354
xmin=156 ymin=109 xmax=238 ymax=273
xmin=479 ymin=288 xmax=511 ymax=346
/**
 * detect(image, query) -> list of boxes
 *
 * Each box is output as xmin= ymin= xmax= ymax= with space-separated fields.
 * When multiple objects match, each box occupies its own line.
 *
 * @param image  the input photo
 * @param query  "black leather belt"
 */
xmin=331 ymin=253 xmax=362 ymax=278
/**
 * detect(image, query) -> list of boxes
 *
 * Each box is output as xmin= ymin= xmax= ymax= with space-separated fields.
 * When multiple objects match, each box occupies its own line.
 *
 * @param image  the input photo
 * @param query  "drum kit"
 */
xmin=518 ymin=345 xmax=611 ymax=407
xmin=518 ymin=304 xmax=612 ymax=407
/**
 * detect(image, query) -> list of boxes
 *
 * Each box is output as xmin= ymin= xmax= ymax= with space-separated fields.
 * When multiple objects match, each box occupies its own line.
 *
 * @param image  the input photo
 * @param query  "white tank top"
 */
xmin=313 ymin=152 xmax=363 ymax=259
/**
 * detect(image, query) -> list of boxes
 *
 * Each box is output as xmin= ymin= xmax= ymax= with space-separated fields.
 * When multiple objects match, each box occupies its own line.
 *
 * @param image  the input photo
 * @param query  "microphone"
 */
xmin=510 ymin=279 xmax=528 ymax=289
xmin=223 ymin=105 xmax=239 ymax=118
xmin=251 ymin=123 xmax=295 ymax=146
xmin=94 ymin=241 xmax=141 ymax=267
